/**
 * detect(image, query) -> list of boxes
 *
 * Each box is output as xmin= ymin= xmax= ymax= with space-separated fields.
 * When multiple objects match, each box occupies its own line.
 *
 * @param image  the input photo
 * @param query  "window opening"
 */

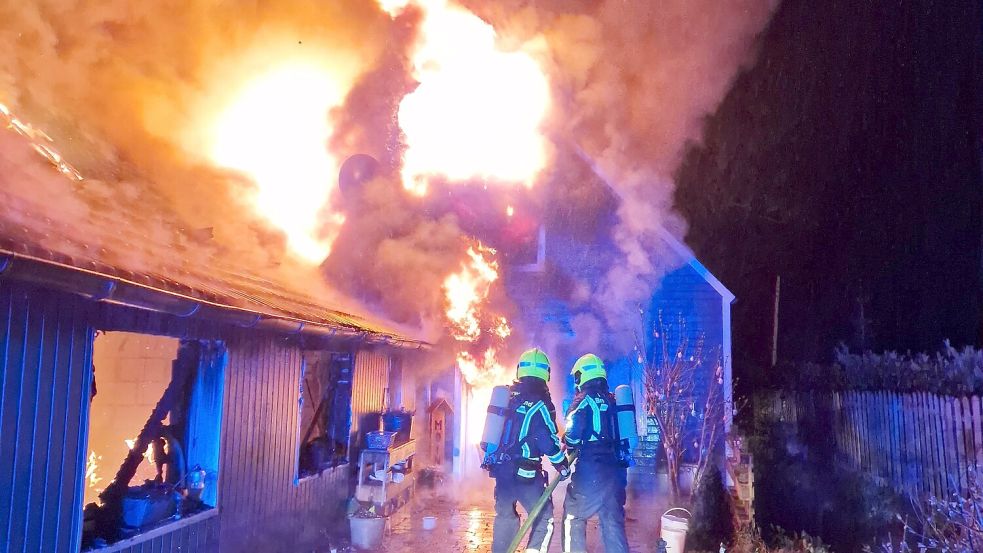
xmin=297 ymin=351 xmax=353 ymax=479
xmin=82 ymin=332 xmax=226 ymax=550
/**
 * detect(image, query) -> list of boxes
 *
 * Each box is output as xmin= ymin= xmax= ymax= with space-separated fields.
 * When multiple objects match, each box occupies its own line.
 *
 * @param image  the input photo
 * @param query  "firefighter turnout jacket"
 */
xmin=491 ymin=377 xmax=567 ymax=480
xmin=563 ymin=378 xmax=627 ymax=464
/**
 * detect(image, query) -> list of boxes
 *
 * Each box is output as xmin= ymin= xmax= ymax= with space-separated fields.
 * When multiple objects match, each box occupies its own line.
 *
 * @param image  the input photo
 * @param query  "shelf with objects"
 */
xmin=354 ymin=410 xmax=417 ymax=517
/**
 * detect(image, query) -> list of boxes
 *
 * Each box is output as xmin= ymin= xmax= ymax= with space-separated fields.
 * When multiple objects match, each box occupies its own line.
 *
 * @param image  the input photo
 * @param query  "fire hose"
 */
xmin=506 ymin=453 xmax=578 ymax=553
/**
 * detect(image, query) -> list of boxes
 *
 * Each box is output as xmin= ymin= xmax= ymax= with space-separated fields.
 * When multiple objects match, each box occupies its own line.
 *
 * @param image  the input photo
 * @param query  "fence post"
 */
xmin=887 ymin=392 xmax=897 ymax=487
xmin=875 ymin=391 xmax=885 ymax=479
xmin=902 ymin=393 xmax=918 ymax=494
xmin=920 ymin=393 xmax=938 ymax=498
xmin=962 ymin=397 xmax=974 ymax=484
xmin=882 ymin=392 xmax=891 ymax=482
xmin=862 ymin=392 xmax=872 ymax=473
xmin=899 ymin=394 xmax=907 ymax=491
xmin=933 ymin=394 xmax=949 ymax=496
xmin=852 ymin=392 xmax=861 ymax=470
xmin=953 ymin=397 xmax=968 ymax=492
xmin=973 ymin=396 xmax=983 ymax=475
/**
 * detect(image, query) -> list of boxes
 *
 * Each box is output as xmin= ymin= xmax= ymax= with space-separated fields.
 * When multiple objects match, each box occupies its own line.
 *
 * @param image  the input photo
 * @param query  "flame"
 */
xmin=86 ymin=451 xmax=103 ymax=490
xmin=380 ymin=0 xmax=552 ymax=195
xmin=206 ymin=62 xmax=349 ymax=263
xmin=458 ymin=349 xmax=511 ymax=445
xmin=1 ymin=102 xmax=84 ymax=181
xmin=125 ymin=438 xmax=157 ymax=466
xmin=443 ymin=245 xmax=500 ymax=341
xmin=493 ymin=317 xmax=511 ymax=339
xmin=443 ymin=243 xmax=514 ymax=446
xmin=457 ymin=349 xmax=508 ymax=389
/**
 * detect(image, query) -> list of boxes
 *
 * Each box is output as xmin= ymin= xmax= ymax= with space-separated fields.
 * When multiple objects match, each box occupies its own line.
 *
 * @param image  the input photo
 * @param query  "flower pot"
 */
xmin=350 ymin=516 xmax=386 ymax=550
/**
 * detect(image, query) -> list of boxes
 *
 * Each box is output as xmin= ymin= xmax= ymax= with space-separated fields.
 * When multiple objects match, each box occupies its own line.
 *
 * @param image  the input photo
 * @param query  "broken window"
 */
xmin=82 ymin=332 xmax=226 ymax=550
xmin=297 ymin=351 xmax=354 ymax=480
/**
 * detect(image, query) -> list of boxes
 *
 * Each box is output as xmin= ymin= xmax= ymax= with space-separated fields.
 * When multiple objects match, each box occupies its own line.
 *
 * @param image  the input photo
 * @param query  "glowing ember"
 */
xmin=493 ymin=317 xmax=512 ymax=338
xmin=207 ymin=62 xmax=348 ymax=263
xmin=1 ymin=101 xmax=83 ymax=181
xmin=86 ymin=451 xmax=103 ymax=490
xmin=444 ymin=245 xmax=500 ymax=341
xmin=380 ymin=0 xmax=552 ymax=195
xmin=124 ymin=438 xmax=157 ymax=466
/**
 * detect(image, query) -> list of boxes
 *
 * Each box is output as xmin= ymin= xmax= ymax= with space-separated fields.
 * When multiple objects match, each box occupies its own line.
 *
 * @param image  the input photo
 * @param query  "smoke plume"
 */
xmin=0 ymin=0 xmax=778 ymax=363
xmin=459 ymin=0 xmax=779 ymax=357
xmin=0 ymin=0 xmax=406 ymax=327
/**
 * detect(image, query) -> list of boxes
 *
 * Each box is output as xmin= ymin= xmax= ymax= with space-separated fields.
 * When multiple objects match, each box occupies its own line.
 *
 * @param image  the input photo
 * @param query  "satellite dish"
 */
xmin=338 ymin=154 xmax=379 ymax=197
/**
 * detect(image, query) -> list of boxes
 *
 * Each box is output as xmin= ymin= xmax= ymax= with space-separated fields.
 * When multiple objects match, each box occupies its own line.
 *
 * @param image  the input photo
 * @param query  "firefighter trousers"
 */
xmin=492 ymin=471 xmax=555 ymax=553
xmin=561 ymin=461 xmax=629 ymax=553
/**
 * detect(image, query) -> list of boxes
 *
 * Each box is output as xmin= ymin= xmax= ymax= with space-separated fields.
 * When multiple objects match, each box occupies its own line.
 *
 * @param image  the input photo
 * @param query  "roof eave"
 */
xmin=0 ymin=251 xmax=430 ymax=350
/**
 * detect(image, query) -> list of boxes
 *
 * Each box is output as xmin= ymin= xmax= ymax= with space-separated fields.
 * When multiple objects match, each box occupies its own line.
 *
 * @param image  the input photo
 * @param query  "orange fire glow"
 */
xmin=205 ymin=62 xmax=350 ymax=264
xmin=125 ymin=438 xmax=157 ymax=466
xmin=443 ymin=243 xmax=513 ymax=445
xmin=458 ymin=349 xmax=511 ymax=445
xmin=493 ymin=316 xmax=512 ymax=339
xmin=380 ymin=0 xmax=552 ymax=195
xmin=443 ymin=245 xmax=500 ymax=341
xmin=86 ymin=451 xmax=103 ymax=491
xmin=1 ymin=101 xmax=83 ymax=182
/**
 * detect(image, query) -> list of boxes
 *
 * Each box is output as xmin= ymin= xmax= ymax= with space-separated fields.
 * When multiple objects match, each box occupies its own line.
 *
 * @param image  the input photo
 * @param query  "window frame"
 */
xmin=294 ymin=350 xmax=354 ymax=484
xmin=82 ymin=333 xmax=227 ymax=550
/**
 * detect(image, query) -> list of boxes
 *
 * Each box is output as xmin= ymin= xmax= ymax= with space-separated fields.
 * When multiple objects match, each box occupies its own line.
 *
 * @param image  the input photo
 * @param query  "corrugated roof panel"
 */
xmin=0 ymin=110 xmax=425 ymax=347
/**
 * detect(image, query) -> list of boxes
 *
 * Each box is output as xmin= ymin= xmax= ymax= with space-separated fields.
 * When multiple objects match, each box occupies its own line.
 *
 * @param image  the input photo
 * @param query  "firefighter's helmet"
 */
xmin=516 ymin=348 xmax=551 ymax=381
xmin=571 ymin=353 xmax=606 ymax=390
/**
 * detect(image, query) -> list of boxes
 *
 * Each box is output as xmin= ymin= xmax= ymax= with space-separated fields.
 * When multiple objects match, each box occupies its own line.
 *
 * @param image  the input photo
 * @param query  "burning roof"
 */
xmin=0 ymin=105 xmax=426 ymax=347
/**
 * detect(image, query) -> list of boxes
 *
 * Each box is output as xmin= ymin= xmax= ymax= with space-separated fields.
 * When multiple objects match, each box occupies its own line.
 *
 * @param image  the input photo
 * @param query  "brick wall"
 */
xmin=85 ymin=332 xmax=179 ymax=504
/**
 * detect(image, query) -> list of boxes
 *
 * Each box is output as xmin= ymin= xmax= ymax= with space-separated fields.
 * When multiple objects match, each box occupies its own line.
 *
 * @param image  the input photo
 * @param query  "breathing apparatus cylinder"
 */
xmin=480 ymin=385 xmax=511 ymax=454
xmin=614 ymin=385 xmax=638 ymax=445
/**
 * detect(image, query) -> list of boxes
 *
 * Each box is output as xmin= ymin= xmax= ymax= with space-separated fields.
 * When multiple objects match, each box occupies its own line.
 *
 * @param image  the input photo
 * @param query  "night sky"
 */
xmin=675 ymin=0 xmax=983 ymax=384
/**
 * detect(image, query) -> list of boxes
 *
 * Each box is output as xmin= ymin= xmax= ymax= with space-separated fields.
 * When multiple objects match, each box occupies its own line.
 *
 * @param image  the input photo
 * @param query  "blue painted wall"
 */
xmin=637 ymin=263 xmax=727 ymax=466
xmin=0 ymin=283 xmax=94 ymax=553
xmin=0 ymin=279 xmax=401 ymax=553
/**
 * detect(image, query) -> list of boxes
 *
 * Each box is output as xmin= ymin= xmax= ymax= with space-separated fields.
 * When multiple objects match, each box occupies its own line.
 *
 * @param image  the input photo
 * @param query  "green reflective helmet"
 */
xmin=571 ymin=353 xmax=606 ymax=390
xmin=516 ymin=348 xmax=551 ymax=382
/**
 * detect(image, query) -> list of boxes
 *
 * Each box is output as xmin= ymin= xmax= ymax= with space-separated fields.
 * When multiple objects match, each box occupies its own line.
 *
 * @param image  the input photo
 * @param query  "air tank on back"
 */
xmin=480 ymin=385 xmax=512 ymax=453
xmin=614 ymin=385 xmax=638 ymax=446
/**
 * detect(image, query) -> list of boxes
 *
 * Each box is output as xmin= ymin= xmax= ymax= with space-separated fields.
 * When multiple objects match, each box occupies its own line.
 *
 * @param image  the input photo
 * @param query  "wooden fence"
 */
xmin=760 ymin=391 xmax=983 ymax=499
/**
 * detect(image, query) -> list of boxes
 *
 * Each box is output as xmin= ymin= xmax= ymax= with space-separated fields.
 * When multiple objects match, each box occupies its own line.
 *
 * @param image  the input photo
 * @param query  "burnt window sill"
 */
xmin=83 ymin=508 xmax=217 ymax=553
xmin=295 ymin=460 xmax=349 ymax=485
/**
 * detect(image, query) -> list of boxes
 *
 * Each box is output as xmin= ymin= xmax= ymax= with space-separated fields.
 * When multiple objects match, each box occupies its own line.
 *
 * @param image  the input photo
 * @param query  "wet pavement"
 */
xmin=379 ymin=478 xmax=670 ymax=553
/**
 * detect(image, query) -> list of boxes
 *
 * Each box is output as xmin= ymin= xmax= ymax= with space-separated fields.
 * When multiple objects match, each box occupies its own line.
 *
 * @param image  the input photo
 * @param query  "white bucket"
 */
xmin=422 ymin=516 xmax=437 ymax=530
xmin=660 ymin=508 xmax=691 ymax=553
xmin=350 ymin=516 xmax=386 ymax=550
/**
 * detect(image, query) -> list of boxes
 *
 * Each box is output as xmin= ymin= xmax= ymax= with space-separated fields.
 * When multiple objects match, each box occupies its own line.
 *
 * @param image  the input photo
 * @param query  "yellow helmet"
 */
xmin=571 ymin=353 xmax=606 ymax=389
xmin=516 ymin=348 xmax=551 ymax=381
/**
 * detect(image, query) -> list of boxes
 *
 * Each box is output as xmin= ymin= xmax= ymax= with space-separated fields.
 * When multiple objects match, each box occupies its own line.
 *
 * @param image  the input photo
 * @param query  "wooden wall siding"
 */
xmin=217 ymin=337 xmax=393 ymax=552
xmin=110 ymin=515 xmax=218 ymax=553
xmin=0 ymin=283 xmax=93 ymax=553
xmin=761 ymin=391 xmax=983 ymax=500
xmin=219 ymin=335 xmax=335 ymax=551
xmin=352 ymin=349 xmax=389 ymax=428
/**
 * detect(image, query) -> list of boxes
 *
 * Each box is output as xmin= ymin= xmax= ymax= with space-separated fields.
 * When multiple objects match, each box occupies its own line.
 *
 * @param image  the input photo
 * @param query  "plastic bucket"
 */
xmin=422 ymin=516 xmax=437 ymax=530
xmin=660 ymin=508 xmax=691 ymax=553
xmin=350 ymin=516 xmax=386 ymax=550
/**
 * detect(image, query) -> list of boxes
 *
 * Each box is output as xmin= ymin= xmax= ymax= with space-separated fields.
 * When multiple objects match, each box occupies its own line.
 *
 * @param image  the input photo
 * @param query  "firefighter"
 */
xmin=561 ymin=353 xmax=630 ymax=553
xmin=484 ymin=348 xmax=570 ymax=553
